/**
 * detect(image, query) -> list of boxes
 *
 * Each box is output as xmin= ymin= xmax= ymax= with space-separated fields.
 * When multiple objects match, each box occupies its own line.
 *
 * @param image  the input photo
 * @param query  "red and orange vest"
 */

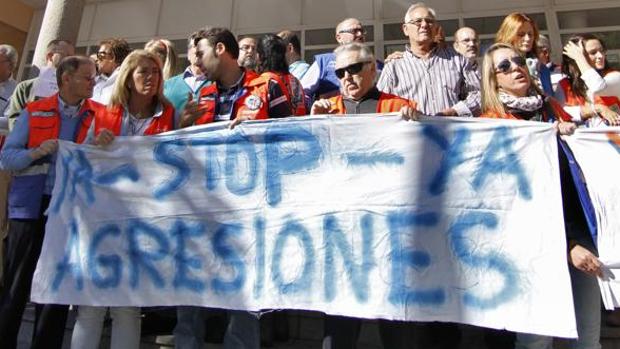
xmin=11 ymin=94 xmax=102 ymax=219
xmin=94 ymin=103 xmax=175 ymax=136
xmin=326 ymin=92 xmax=417 ymax=114
xmin=26 ymin=93 xmax=101 ymax=148
xmin=261 ymin=71 xmax=307 ymax=116
xmin=195 ymin=70 xmax=271 ymax=125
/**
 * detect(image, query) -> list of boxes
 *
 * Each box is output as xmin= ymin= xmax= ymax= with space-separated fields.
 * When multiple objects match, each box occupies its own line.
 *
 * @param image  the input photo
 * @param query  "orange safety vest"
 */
xmin=25 ymin=93 xmax=101 ymax=148
xmin=481 ymin=97 xmax=572 ymax=122
xmin=326 ymin=92 xmax=417 ymax=114
xmin=261 ymin=71 xmax=307 ymax=116
xmin=195 ymin=69 xmax=271 ymax=125
xmin=94 ymin=103 xmax=175 ymax=136
xmin=558 ymin=73 xmax=620 ymax=110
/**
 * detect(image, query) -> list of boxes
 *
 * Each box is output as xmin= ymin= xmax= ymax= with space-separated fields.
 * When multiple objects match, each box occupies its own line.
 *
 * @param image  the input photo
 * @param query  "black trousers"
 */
xmin=0 ymin=197 xmax=69 ymax=349
xmin=323 ymin=315 xmax=409 ymax=349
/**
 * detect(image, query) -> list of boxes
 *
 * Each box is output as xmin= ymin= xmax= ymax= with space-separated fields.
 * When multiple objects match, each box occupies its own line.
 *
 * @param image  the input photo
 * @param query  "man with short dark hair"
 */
xmin=164 ymin=31 xmax=211 ymax=112
xmin=178 ymin=27 xmax=291 ymax=128
xmin=0 ymin=55 xmax=102 ymax=349
xmin=175 ymin=27 xmax=291 ymax=349
xmin=277 ymin=30 xmax=310 ymax=80
xmin=4 ymin=39 xmax=75 ymax=128
xmin=92 ymin=37 xmax=132 ymax=104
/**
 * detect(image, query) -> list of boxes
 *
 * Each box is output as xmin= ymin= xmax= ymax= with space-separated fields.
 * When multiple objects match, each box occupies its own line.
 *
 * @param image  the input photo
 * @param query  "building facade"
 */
xmin=16 ymin=0 xmax=620 ymax=79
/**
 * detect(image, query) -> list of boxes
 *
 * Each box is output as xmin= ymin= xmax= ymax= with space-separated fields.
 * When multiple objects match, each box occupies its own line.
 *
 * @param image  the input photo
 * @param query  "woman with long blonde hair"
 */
xmin=482 ymin=42 xmax=601 ymax=349
xmin=481 ymin=43 xmax=572 ymax=126
xmin=70 ymin=50 xmax=175 ymax=349
xmin=145 ymin=38 xmax=178 ymax=80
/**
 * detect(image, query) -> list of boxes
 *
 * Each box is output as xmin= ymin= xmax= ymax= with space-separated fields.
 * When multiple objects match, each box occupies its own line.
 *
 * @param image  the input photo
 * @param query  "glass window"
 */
xmin=128 ymin=42 xmax=146 ymax=50
xmin=75 ymin=46 xmax=88 ymax=55
xmin=384 ymin=44 xmax=405 ymax=57
xmin=171 ymin=39 xmax=187 ymax=51
xmin=465 ymin=13 xmax=546 ymax=35
xmin=305 ymin=25 xmax=373 ymax=46
xmin=558 ymin=7 xmax=620 ymax=29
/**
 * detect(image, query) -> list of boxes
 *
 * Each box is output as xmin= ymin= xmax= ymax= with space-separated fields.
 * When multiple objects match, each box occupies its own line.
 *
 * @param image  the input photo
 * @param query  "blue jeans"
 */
xmin=174 ymin=307 xmax=259 ymax=349
xmin=515 ymin=264 xmax=601 ymax=349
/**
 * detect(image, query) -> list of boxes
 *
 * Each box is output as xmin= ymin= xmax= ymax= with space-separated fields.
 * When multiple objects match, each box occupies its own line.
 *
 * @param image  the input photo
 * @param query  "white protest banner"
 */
xmin=562 ymin=128 xmax=620 ymax=309
xmin=32 ymin=115 xmax=576 ymax=337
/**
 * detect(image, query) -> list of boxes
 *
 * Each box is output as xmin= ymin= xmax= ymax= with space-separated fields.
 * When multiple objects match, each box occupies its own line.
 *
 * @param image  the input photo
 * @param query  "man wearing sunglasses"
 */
xmin=311 ymin=43 xmax=418 ymax=120
xmin=92 ymin=38 xmax=131 ymax=104
xmin=301 ymin=18 xmax=382 ymax=108
xmin=377 ymin=3 xmax=481 ymax=117
xmin=310 ymin=43 xmax=416 ymax=349
xmin=4 ymin=39 xmax=74 ymax=130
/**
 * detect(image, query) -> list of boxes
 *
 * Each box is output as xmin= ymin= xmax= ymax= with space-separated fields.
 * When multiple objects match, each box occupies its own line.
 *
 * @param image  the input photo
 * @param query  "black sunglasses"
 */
xmin=495 ymin=56 xmax=526 ymax=74
xmin=335 ymin=61 xmax=371 ymax=79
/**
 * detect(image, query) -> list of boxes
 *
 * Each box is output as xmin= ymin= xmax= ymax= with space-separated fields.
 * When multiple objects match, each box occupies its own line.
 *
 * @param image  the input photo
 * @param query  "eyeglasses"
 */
xmin=405 ymin=17 xmax=436 ymax=27
xmin=495 ymin=56 xmax=527 ymax=74
xmin=239 ymin=45 xmax=255 ymax=52
xmin=338 ymin=28 xmax=367 ymax=36
xmin=334 ymin=61 xmax=371 ymax=79
xmin=96 ymin=51 xmax=113 ymax=60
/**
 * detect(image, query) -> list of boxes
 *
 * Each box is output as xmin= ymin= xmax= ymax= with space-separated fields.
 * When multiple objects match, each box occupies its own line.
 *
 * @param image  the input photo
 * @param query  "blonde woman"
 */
xmin=482 ymin=43 xmax=601 ymax=349
xmin=70 ymin=50 xmax=175 ymax=349
xmin=145 ymin=38 xmax=177 ymax=80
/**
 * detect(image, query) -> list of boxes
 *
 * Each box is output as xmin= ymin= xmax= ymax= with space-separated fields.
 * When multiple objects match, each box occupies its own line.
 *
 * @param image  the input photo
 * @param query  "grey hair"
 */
xmin=404 ymin=2 xmax=437 ymax=22
xmin=537 ymin=34 xmax=550 ymax=50
xmin=334 ymin=43 xmax=374 ymax=62
xmin=0 ymin=45 xmax=19 ymax=67
xmin=335 ymin=18 xmax=361 ymax=34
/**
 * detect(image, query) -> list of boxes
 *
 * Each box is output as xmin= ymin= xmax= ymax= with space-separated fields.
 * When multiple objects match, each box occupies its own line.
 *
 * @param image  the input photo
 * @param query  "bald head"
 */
xmin=453 ymin=27 xmax=479 ymax=60
xmin=335 ymin=18 xmax=365 ymax=45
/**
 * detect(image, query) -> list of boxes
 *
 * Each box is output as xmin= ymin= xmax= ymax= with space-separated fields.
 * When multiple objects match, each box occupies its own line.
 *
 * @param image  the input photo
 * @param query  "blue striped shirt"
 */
xmin=377 ymin=45 xmax=481 ymax=116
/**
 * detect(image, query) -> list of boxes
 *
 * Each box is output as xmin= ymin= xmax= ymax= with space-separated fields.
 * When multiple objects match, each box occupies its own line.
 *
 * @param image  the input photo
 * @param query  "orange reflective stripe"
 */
xmin=377 ymin=92 xmax=417 ymax=113
xmin=26 ymin=94 xmax=61 ymax=149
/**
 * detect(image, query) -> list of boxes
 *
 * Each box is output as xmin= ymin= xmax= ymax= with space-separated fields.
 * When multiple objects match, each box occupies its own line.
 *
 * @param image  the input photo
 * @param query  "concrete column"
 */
xmin=32 ymin=0 xmax=85 ymax=70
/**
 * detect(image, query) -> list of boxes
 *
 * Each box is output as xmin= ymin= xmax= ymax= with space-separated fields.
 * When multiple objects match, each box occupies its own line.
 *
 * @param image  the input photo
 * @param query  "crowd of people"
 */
xmin=0 ymin=1 xmax=619 ymax=348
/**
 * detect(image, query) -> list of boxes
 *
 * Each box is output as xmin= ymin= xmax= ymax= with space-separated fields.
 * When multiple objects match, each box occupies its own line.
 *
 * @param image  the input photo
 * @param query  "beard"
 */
xmin=239 ymin=56 xmax=257 ymax=70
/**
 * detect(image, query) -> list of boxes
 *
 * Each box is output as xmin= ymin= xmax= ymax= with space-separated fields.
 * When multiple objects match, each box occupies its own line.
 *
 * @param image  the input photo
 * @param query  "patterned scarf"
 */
xmin=499 ymin=91 xmax=544 ymax=121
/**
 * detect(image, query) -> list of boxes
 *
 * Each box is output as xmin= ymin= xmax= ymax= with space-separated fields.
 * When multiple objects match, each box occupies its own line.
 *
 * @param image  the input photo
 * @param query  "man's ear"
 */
xmin=335 ymin=33 xmax=343 ymax=45
xmin=46 ymin=52 xmax=54 ymax=63
xmin=61 ymin=72 xmax=71 ymax=87
xmin=215 ymin=42 xmax=226 ymax=57
xmin=402 ymin=24 xmax=409 ymax=38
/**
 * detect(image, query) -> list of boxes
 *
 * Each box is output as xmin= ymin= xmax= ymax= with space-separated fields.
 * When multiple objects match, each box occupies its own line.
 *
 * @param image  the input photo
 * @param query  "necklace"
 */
xmin=128 ymin=114 xmax=151 ymax=135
